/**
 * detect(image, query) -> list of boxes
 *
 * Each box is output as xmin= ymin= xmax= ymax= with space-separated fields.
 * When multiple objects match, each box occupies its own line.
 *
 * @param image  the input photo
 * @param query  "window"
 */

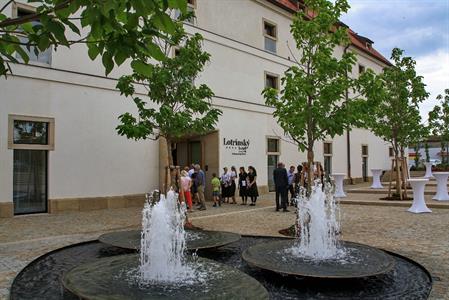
xmin=14 ymin=4 xmax=51 ymax=64
xmin=362 ymin=145 xmax=368 ymax=156
xmin=265 ymin=72 xmax=279 ymax=90
xmin=263 ymin=20 xmax=277 ymax=53
xmin=267 ymin=138 xmax=280 ymax=153
xmin=324 ymin=142 xmax=332 ymax=175
xmin=389 ymin=147 xmax=394 ymax=157
xmin=358 ymin=64 xmax=366 ymax=75
xmin=8 ymin=115 xmax=55 ymax=150
xmin=174 ymin=0 xmax=195 ymax=24
xmin=324 ymin=142 xmax=332 ymax=155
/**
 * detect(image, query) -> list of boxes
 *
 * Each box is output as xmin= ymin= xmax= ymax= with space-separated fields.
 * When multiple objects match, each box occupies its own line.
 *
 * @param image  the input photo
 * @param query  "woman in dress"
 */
xmin=247 ymin=166 xmax=259 ymax=206
xmin=229 ymin=166 xmax=237 ymax=204
xmin=238 ymin=167 xmax=248 ymax=205
xmin=190 ymin=169 xmax=199 ymax=207
xmin=180 ymin=170 xmax=193 ymax=212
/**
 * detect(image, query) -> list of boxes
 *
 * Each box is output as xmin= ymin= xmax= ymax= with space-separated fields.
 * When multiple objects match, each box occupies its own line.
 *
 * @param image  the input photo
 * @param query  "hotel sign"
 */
xmin=223 ymin=138 xmax=250 ymax=156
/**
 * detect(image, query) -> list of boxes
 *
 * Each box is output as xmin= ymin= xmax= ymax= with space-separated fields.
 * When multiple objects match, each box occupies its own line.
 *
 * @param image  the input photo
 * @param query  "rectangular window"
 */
xmin=265 ymin=73 xmax=279 ymax=90
xmin=263 ymin=20 xmax=277 ymax=53
xmin=358 ymin=64 xmax=366 ymax=75
xmin=362 ymin=145 xmax=368 ymax=156
xmin=389 ymin=147 xmax=394 ymax=157
xmin=324 ymin=142 xmax=332 ymax=155
xmin=267 ymin=138 xmax=279 ymax=153
xmin=174 ymin=0 xmax=195 ymax=24
xmin=14 ymin=5 xmax=52 ymax=64
xmin=8 ymin=115 xmax=55 ymax=150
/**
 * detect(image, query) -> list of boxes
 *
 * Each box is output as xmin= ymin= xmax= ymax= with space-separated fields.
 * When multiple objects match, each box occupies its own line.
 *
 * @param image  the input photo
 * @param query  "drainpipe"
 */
xmin=344 ymin=44 xmax=354 ymax=184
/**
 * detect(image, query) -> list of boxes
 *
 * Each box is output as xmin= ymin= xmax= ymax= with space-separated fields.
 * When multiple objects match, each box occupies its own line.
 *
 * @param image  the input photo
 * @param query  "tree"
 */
xmin=428 ymin=89 xmax=449 ymax=165
xmin=360 ymin=48 xmax=428 ymax=198
xmin=263 ymin=0 xmax=366 ymax=189
xmin=115 ymin=29 xmax=221 ymax=185
xmin=413 ymin=142 xmax=420 ymax=167
xmin=0 ymin=0 xmax=187 ymax=76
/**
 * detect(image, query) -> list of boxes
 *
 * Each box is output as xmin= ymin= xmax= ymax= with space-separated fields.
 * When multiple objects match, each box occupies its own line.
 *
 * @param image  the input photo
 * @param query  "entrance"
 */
xmin=362 ymin=145 xmax=368 ymax=182
xmin=13 ymin=149 xmax=48 ymax=214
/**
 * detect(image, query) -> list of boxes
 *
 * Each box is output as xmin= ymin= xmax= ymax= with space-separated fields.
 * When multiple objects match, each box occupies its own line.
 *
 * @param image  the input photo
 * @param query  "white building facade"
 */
xmin=0 ymin=0 xmax=392 ymax=217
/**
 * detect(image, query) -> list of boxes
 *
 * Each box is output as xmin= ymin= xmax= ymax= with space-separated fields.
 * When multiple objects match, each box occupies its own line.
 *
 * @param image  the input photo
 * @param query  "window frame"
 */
xmin=263 ymin=18 xmax=277 ymax=53
xmin=362 ymin=144 xmax=369 ymax=157
xmin=8 ymin=114 xmax=55 ymax=150
xmin=264 ymin=71 xmax=279 ymax=90
xmin=12 ymin=2 xmax=52 ymax=65
xmin=389 ymin=147 xmax=394 ymax=157
xmin=266 ymin=137 xmax=280 ymax=155
xmin=358 ymin=64 xmax=366 ymax=76
xmin=323 ymin=141 xmax=333 ymax=156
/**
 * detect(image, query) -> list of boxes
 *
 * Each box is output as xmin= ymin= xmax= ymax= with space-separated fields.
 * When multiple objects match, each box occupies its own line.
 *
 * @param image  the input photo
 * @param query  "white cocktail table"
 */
xmin=370 ymin=169 xmax=383 ymax=189
xmin=432 ymin=172 xmax=449 ymax=201
xmin=408 ymin=178 xmax=431 ymax=213
xmin=332 ymin=173 xmax=346 ymax=198
xmin=424 ymin=162 xmax=433 ymax=178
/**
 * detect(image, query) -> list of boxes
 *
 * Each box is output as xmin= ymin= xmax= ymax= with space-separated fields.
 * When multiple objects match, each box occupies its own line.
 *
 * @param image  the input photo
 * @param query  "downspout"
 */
xmin=344 ymin=44 xmax=354 ymax=184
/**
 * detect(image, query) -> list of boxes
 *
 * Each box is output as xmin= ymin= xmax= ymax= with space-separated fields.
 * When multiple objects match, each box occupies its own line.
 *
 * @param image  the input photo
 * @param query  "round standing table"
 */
xmin=407 ymin=179 xmax=431 ymax=213
xmin=432 ymin=172 xmax=449 ymax=201
xmin=370 ymin=169 xmax=384 ymax=189
xmin=424 ymin=162 xmax=433 ymax=178
xmin=332 ymin=173 xmax=346 ymax=198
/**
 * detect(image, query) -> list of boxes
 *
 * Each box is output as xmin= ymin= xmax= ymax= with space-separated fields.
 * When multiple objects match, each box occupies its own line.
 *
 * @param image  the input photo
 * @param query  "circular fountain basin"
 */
xmin=99 ymin=229 xmax=241 ymax=251
xmin=243 ymin=240 xmax=395 ymax=278
xmin=62 ymin=254 xmax=269 ymax=300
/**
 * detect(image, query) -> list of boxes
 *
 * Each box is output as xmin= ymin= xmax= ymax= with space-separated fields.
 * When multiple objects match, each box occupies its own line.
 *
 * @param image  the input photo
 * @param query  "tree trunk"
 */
xmin=307 ymin=148 xmax=314 ymax=193
xmin=394 ymin=154 xmax=402 ymax=200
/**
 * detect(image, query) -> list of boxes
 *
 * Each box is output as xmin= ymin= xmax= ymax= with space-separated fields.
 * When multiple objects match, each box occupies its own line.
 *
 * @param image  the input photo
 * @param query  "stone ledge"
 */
xmin=0 ymin=202 xmax=13 ymax=218
xmin=49 ymin=194 xmax=146 ymax=214
xmin=340 ymin=199 xmax=449 ymax=209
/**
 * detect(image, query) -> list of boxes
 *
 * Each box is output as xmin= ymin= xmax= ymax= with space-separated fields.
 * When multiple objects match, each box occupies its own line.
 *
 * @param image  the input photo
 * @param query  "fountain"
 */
xmin=10 ymin=187 xmax=432 ymax=299
xmin=62 ymin=190 xmax=268 ymax=299
xmin=243 ymin=181 xmax=396 ymax=278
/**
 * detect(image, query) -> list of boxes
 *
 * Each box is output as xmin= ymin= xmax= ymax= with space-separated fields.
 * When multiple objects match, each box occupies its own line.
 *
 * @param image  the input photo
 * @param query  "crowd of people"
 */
xmin=272 ymin=161 xmax=325 ymax=212
xmin=178 ymin=162 xmax=325 ymax=212
xmin=179 ymin=164 xmax=260 ymax=211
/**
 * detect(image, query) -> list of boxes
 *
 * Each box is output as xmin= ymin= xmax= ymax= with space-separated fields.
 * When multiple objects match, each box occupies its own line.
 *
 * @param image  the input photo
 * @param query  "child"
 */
xmin=211 ymin=173 xmax=221 ymax=207
xmin=180 ymin=170 xmax=193 ymax=212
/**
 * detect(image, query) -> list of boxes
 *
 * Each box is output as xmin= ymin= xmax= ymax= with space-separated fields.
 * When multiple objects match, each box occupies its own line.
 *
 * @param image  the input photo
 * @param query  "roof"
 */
xmin=268 ymin=0 xmax=392 ymax=66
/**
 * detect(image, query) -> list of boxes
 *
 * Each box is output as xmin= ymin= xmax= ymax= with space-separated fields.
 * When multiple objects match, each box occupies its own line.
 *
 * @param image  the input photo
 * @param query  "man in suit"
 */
xmin=273 ymin=162 xmax=289 ymax=212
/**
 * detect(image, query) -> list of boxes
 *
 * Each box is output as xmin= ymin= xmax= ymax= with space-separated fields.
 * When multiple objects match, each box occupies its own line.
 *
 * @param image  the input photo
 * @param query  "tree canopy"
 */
xmin=263 ymin=0 xmax=366 ymax=187
xmin=116 ymin=28 xmax=221 ymax=165
xmin=428 ymin=89 xmax=449 ymax=164
xmin=0 ymin=0 xmax=187 ymax=76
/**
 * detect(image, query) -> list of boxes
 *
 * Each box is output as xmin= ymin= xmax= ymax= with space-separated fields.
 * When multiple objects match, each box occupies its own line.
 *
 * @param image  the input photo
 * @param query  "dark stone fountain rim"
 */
xmin=98 ymin=229 xmax=241 ymax=251
xmin=9 ymin=236 xmax=433 ymax=300
xmin=242 ymin=239 xmax=397 ymax=279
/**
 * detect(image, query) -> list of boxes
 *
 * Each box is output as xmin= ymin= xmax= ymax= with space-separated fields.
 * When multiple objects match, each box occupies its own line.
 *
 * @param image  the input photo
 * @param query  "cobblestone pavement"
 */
xmin=0 ymin=192 xmax=448 ymax=299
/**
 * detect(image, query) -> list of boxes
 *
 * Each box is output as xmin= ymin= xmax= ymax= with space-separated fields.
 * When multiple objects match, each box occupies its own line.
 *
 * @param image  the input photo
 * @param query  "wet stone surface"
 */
xmin=10 ymin=237 xmax=431 ymax=300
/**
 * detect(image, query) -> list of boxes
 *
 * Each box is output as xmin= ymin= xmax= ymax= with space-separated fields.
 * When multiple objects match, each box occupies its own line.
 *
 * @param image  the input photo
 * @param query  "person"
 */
xmin=293 ymin=164 xmax=303 ymax=205
xmin=229 ymin=166 xmax=237 ymax=204
xmin=287 ymin=165 xmax=296 ymax=205
xmin=273 ymin=162 xmax=289 ymax=212
xmin=195 ymin=164 xmax=206 ymax=210
xmin=180 ymin=170 xmax=193 ymax=212
xmin=211 ymin=173 xmax=221 ymax=207
xmin=190 ymin=168 xmax=198 ymax=206
xmin=247 ymin=166 xmax=259 ymax=206
xmin=188 ymin=164 xmax=195 ymax=178
xmin=220 ymin=167 xmax=231 ymax=204
xmin=238 ymin=167 xmax=248 ymax=205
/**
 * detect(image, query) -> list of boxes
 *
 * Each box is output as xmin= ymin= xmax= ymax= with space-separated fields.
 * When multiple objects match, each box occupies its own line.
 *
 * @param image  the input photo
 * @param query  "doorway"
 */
xmin=13 ymin=149 xmax=48 ymax=214
xmin=267 ymin=154 xmax=279 ymax=192
xmin=362 ymin=145 xmax=368 ymax=182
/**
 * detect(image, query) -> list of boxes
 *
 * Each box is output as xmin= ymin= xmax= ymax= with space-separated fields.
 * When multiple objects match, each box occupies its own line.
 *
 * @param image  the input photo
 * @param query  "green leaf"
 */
xmin=102 ymin=51 xmax=114 ymax=75
xmin=87 ymin=44 xmax=100 ymax=60
xmin=131 ymin=60 xmax=153 ymax=77
xmin=153 ymin=12 xmax=176 ymax=34
xmin=145 ymin=43 xmax=166 ymax=61
xmin=114 ymin=51 xmax=128 ymax=66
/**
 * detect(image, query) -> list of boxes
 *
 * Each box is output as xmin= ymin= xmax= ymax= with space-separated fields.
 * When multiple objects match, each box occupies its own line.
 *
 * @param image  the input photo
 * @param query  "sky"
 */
xmin=339 ymin=0 xmax=449 ymax=122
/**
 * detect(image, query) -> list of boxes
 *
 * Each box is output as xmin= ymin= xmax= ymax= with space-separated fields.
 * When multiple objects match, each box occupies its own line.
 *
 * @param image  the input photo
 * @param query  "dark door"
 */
xmin=13 ymin=149 xmax=48 ymax=214
xmin=267 ymin=154 xmax=278 ymax=192
xmin=189 ymin=141 xmax=202 ymax=165
xmin=362 ymin=157 xmax=368 ymax=182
